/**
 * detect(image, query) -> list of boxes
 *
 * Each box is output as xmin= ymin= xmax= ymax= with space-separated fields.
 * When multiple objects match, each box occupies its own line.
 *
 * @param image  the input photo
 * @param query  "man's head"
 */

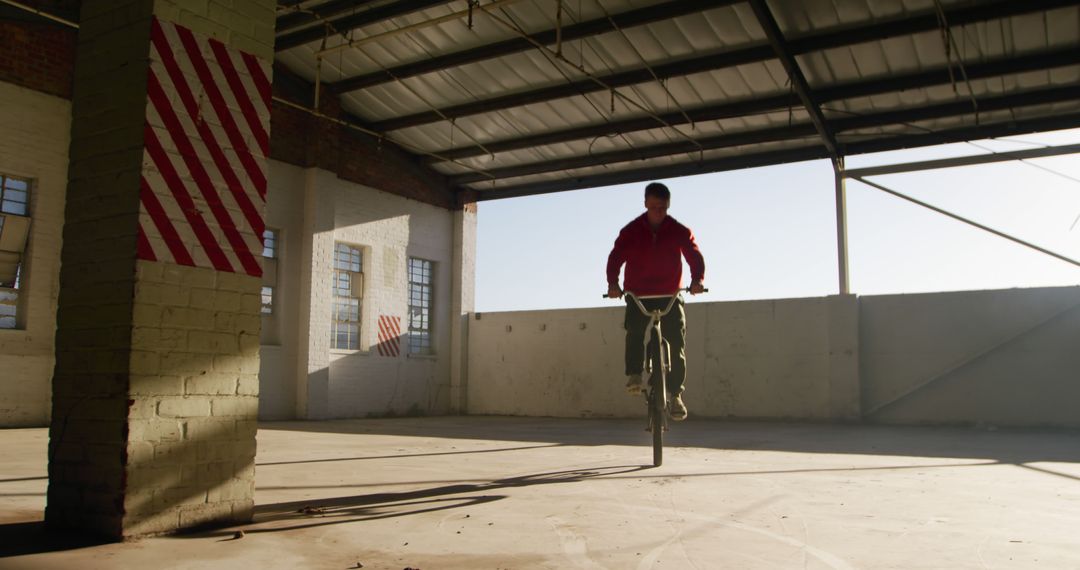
xmin=644 ymin=182 xmax=670 ymax=226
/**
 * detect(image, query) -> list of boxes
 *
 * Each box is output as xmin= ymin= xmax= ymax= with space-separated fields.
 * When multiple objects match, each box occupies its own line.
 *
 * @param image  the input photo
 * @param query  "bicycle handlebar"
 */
xmin=600 ymin=286 xmax=709 ymax=299
xmin=603 ymin=287 xmax=709 ymax=320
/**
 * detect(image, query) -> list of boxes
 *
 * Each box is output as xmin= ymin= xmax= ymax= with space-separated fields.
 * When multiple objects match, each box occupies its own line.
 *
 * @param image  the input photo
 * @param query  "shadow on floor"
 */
xmin=256 ymin=442 xmax=563 ymax=467
xmin=258 ymin=416 xmax=1080 ymax=464
xmin=193 ymin=464 xmax=649 ymax=539
xmin=0 ymin=521 xmax=112 ymax=558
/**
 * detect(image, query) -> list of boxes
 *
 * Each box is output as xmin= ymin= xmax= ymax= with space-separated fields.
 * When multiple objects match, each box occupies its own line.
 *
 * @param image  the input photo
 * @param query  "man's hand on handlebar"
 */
xmin=689 ymin=280 xmax=705 ymax=295
xmin=607 ymin=285 xmax=624 ymax=299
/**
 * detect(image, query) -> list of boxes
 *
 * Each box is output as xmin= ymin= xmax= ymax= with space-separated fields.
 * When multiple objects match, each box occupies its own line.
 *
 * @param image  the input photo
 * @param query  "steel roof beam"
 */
xmin=841 ymin=112 xmax=1080 ymax=156
xmin=475 ymin=146 xmax=834 ymax=200
xmin=426 ymin=45 xmax=1079 ymax=163
xmin=276 ymin=0 xmax=457 ymax=51
xmin=448 ymin=84 xmax=1080 ymax=185
xmin=328 ymin=0 xmax=739 ymax=89
xmin=371 ymin=0 xmax=1079 ymax=132
xmin=749 ymin=0 xmax=837 ymax=159
xmin=472 ymin=110 xmax=1080 ymax=200
xmin=277 ymin=0 xmax=382 ymax=32
xmin=846 ymin=142 xmax=1080 ymax=179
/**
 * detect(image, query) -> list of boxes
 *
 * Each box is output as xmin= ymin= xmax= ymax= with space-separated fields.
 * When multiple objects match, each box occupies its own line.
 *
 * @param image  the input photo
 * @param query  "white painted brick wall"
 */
xmin=260 ymin=162 xmax=460 ymax=418
xmin=329 ymin=173 xmax=454 ymax=418
xmin=0 ymin=80 xmax=71 ymax=427
xmin=257 ymin=161 xmax=305 ymax=418
xmin=125 ymin=260 xmax=260 ymax=535
xmin=154 ymin=0 xmax=274 ymax=59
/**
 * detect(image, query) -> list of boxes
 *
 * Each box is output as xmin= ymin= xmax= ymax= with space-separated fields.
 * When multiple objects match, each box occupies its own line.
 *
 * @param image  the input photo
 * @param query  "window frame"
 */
xmin=0 ymin=172 xmax=31 ymax=330
xmin=407 ymin=257 xmax=434 ymax=356
xmin=260 ymin=285 xmax=274 ymax=315
xmin=331 ymin=242 xmax=364 ymax=351
xmin=0 ymin=174 xmax=30 ymax=217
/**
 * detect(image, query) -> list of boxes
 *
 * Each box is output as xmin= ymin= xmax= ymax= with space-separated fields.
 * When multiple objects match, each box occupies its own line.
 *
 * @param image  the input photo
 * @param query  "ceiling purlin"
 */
xmin=792 ymin=0 xmax=1080 ymax=53
xmin=328 ymin=0 xmax=736 ymax=94
xmin=374 ymin=0 xmax=1078 ymax=136
xmin=424 ymin=45 xmax=1078 ymax=164
xmin=476 ymin=111 xmax=1080 ymax=200
xmin=269 ymin=0 xmax=1080 ymax=200
xmin=369 ymin=44 xmax=776 ymax=131
xmin=447 ymin=83 xmax=1080 ymax=185
xmin=275 ymin=0 xmax=456 ymax=51
xmin=749 ymin=0 xmax=836 ymax=161
xmin=427 ymin=93 xmax=798 ymax=162
xmin=277 ymin=0 xmax=383 ymax=32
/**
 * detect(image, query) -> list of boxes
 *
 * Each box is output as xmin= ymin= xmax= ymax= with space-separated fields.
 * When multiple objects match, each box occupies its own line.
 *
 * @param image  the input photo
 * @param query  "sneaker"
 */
xmin=625 ymin=374 xmax=644 ymax=395
xmin=669 ymin=394 xmax=688 ymax=421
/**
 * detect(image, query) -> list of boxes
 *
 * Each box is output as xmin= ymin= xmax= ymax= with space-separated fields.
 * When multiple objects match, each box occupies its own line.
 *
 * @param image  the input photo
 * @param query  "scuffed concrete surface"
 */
xmin=2 ymin=417 xmax=1079 ymax=568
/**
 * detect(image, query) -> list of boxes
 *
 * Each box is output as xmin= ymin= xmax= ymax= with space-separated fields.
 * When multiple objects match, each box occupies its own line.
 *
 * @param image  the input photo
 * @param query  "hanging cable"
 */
xmin=380 ymin=0 xmax=568 ymax=169
xmin=487 ymin=4 xmax=638 ymax=156
xmin=317 ymin=0 xmax=525 ymax=58
xmin=481 ymin=4 xmax=706 ymax=157
xmin=592 ymin=0 xmax=695 ymax=131
xmin=271 ymin=95 xmax=497 ymax=180
xmin=934 ymin=0 xmax=980 ymax=123
xmin=342 ymin=40 xmax=499 ymax=172
xmin=555 ymin=0 xmax=564 ymax=56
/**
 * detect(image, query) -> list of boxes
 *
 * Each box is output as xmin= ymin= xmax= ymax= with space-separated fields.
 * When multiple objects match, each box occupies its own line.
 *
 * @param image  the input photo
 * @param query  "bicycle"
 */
xmin=609 ymin=287 xmax=705 ymax=467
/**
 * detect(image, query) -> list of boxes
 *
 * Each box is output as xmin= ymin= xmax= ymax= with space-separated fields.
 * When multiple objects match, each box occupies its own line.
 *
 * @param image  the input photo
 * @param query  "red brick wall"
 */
xmin=1 ymin=10 xmax=466 ymax=212
xmin=270 ymin=97 xmax=461 ymax=211
xmin=0 ymin=5 xmax=77 ymax=99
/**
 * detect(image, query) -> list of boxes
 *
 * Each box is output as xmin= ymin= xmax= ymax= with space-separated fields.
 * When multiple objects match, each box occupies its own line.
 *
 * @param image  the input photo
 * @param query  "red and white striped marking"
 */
xmin=137 ymin=17 xmax=271 ymax=277
xmin=377 ymin=315 xmax=401 ymax=357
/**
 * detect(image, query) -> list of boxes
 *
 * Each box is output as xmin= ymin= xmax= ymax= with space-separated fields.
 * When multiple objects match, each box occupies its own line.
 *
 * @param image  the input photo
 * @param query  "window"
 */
xmin=1 ymin=175 xmax=29 ymax=216
xmin=407 ymin=257 xmax=433 ymax=355
xmin=0 ymin=173 xmax=30 ymax=330
xmin=261 ymin=229 xmax=278 ymax=317
xmin=262 ymin=229 xmax=277 ymax=259
xmin=260 ymin=286 xmax=273 ymax=315
xmin=331 ymin=243 xmax=363 ymax=350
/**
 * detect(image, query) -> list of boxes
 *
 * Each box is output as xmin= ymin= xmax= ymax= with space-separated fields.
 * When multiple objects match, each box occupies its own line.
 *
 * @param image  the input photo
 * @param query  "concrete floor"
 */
xmin=1 ymin=417 xmax=1079 ymax=569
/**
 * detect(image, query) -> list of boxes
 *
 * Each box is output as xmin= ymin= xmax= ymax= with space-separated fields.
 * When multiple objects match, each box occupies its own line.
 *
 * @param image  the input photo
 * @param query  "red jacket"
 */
xmin=607 ymin=214 xmax=705 ymax=296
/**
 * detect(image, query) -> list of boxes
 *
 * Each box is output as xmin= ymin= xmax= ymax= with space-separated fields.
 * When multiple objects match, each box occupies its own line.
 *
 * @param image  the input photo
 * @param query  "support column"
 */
xmin=48 ymin=0 xmax=275 ymax=539
xmin=449 ymin=194 xmax=477 ymax=414
xmin=834 ymin=157 xmax=851 ymax=295
xmin=295 ymin=169 xmax=335 ymax=419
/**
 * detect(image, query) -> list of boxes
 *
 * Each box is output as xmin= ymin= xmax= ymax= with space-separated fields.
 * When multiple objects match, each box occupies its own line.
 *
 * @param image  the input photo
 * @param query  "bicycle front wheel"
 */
xmin=651 ymin=392 xmax=663 ymax=466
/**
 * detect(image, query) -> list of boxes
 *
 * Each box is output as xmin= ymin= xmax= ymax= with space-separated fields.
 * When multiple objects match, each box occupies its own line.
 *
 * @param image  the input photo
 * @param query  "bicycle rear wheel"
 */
xmin=650 ymin=384 xmax=663 ymax=466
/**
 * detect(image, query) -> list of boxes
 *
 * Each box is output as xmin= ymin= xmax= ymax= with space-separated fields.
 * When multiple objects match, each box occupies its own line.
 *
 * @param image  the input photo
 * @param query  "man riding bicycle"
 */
xmin=606 ymin=182 xmax=706 ymax=421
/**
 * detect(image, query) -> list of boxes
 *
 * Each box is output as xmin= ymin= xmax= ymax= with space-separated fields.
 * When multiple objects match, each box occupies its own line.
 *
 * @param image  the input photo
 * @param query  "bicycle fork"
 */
xmin=644 ymin=319 xmax=672 ymax=433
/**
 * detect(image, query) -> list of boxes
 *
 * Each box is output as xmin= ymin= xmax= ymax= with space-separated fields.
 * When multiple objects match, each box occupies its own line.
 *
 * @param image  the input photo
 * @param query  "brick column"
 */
xmin=48 ymin=0 xmax=274 ymax=539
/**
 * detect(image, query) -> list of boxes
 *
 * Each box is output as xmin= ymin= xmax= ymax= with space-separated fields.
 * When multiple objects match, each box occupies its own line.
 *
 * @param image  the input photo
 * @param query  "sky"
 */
xmin=474 ymin=128 xmax=1080 ymax=313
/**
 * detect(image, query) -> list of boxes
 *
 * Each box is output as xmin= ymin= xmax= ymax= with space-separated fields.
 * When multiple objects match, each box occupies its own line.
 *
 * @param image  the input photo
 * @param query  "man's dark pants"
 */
xmin=624 ymin=296 xmax=686 ymax=396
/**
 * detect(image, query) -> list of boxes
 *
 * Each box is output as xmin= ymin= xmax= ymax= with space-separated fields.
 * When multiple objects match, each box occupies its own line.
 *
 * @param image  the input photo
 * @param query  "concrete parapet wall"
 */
xmin=698 ymin=295 xmax=860 ymax=420
xmin=467 ymin=286 xmax=1080 ymax=428
xmin=860 ymin=286 xmax=1080 ymax=427
xmin=468 ymin=307 xmax=632 ymax=417
xmin=467 ymin=297 xmax=858 ymax=421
